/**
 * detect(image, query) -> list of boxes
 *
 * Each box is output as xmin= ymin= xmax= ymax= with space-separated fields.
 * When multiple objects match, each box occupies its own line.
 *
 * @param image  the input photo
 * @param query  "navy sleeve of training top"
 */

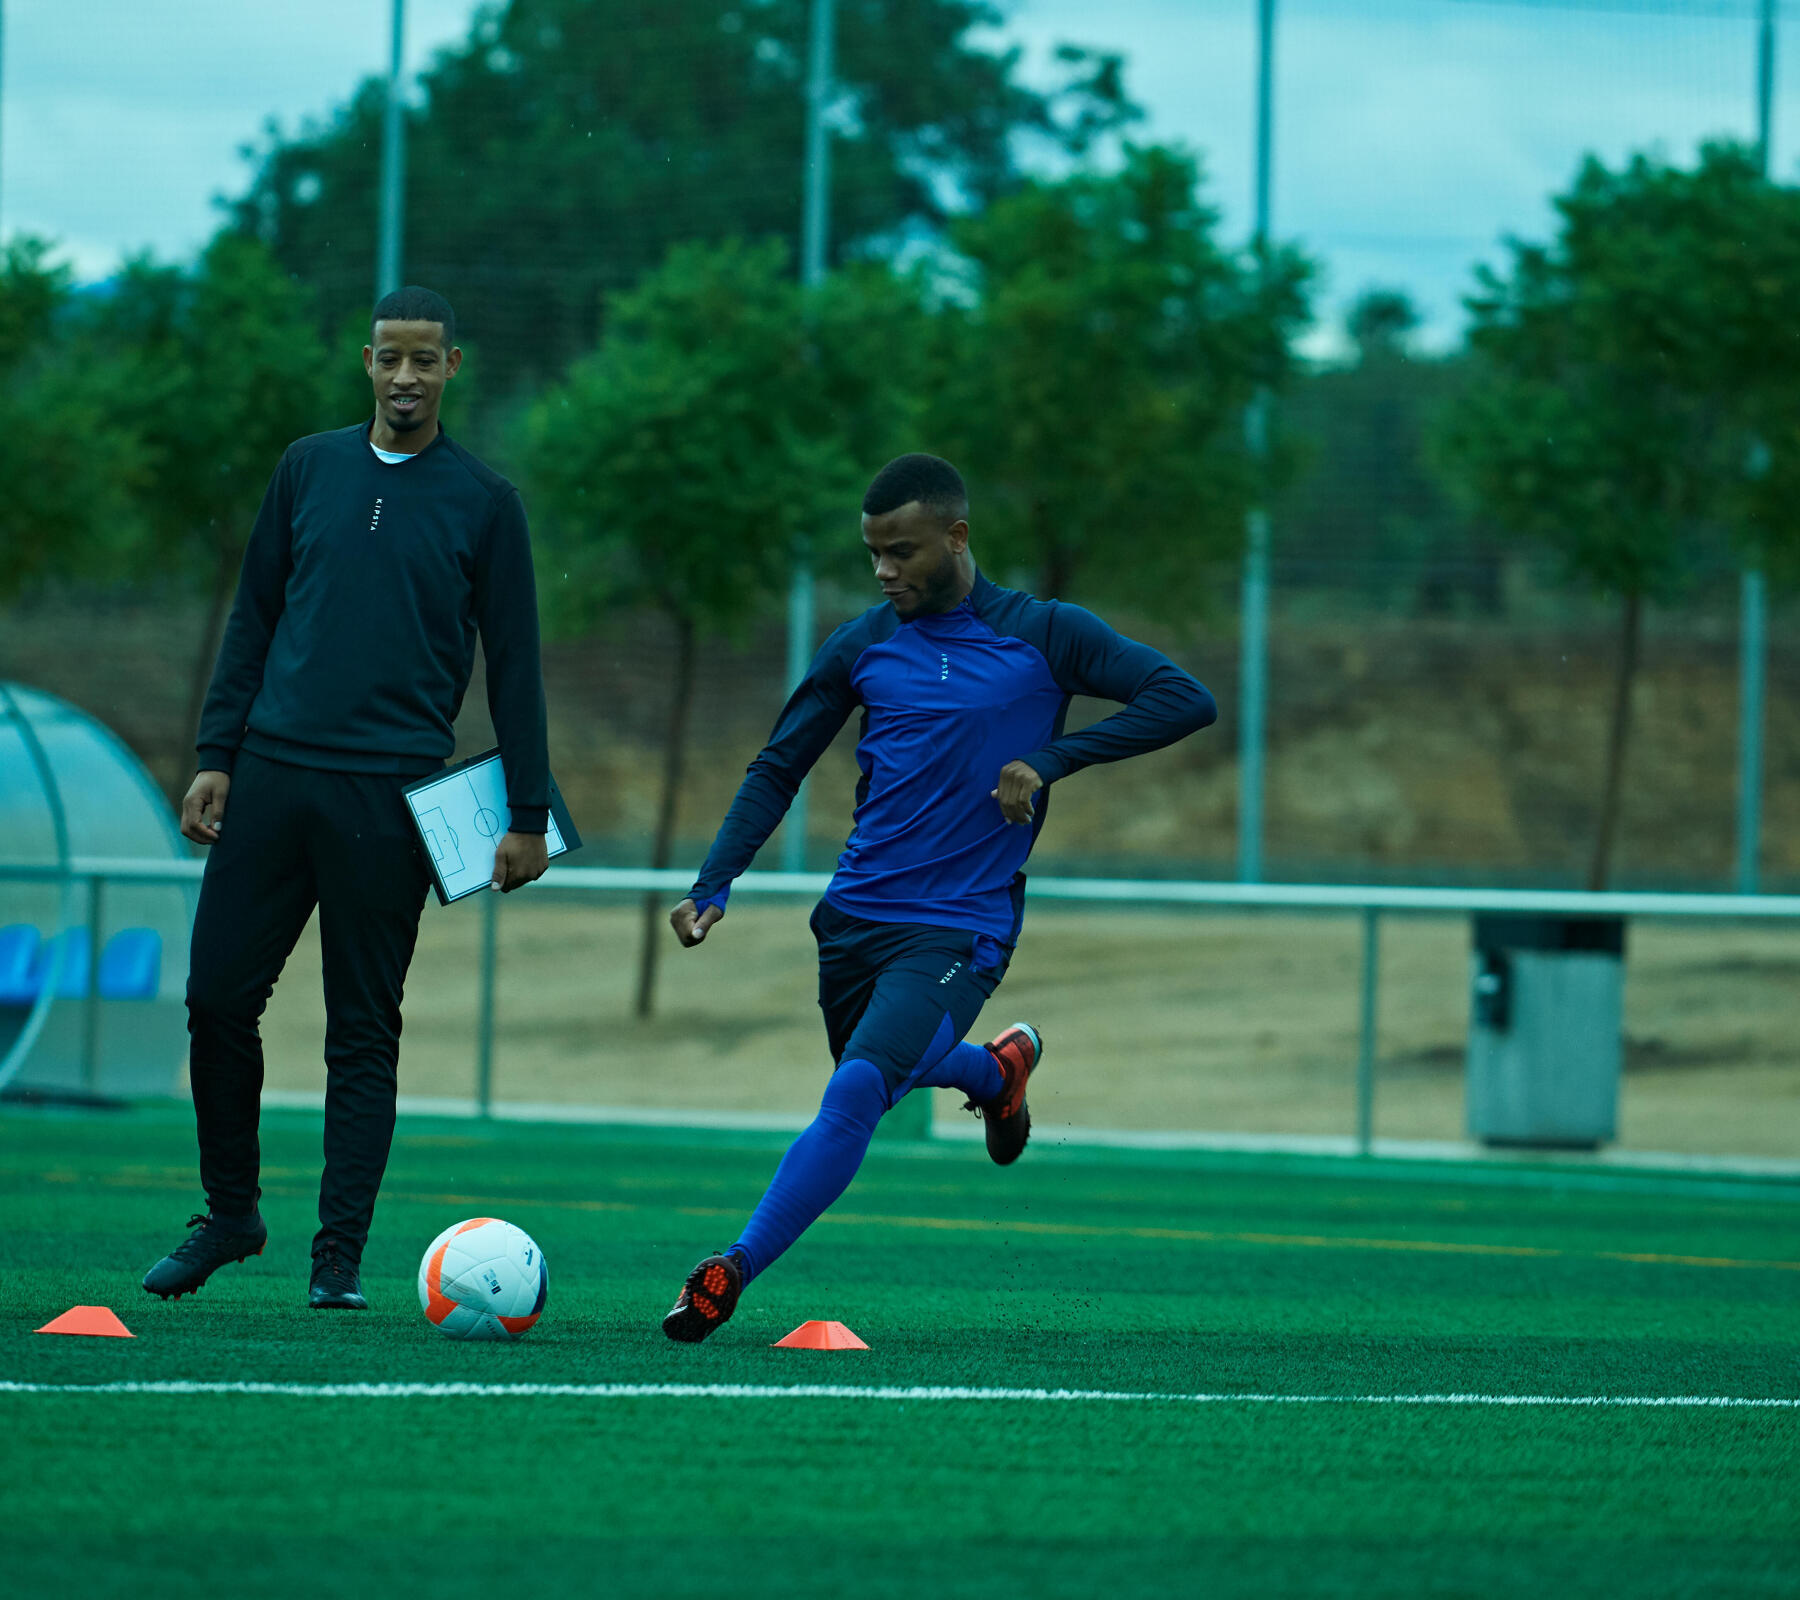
xmin=1016 ymin=603 xmax=1217 ymax=784
xmin=687 ymin=622 xmax=864 ymax=913
xmin=195 ymin=451 xmax=296 ymax=775
xmin=474 ymin=488 xmax=551 ymax=835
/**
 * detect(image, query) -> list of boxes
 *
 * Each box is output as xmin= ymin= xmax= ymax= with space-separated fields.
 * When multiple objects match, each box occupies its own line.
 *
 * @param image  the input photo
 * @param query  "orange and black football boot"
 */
xmin=662 ymin=1251 xmax=744 ymax=1343
xmin=966 ymin=1021 xmax=1044 ymax=1166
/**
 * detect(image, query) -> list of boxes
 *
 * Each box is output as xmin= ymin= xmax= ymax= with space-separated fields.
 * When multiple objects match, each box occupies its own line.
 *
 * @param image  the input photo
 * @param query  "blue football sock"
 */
xmin=910 ymin=1039 xmax=1002 ymax=1103
xmin=730 ymin=1057 xmax=889 ymax=1285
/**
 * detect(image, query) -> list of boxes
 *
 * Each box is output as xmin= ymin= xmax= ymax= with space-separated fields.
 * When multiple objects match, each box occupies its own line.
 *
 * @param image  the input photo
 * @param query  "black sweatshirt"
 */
xmin=196 ymin=422 xmax=550 ymax=834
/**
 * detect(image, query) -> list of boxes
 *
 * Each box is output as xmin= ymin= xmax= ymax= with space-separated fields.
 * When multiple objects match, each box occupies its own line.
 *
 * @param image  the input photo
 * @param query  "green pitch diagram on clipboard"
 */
xmin=403 ymin=749 xmax=582 ymax=905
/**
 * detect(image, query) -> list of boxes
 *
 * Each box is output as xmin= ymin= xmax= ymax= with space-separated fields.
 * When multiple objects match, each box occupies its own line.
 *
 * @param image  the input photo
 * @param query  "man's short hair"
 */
xmin=862 ymin=454 xmax=968 ymax=524
xmin=371 ymin=286 xmax=456 ymax=348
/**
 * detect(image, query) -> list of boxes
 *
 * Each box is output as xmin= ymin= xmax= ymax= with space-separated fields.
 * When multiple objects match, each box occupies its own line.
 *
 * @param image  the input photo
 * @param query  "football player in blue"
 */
xmin=661 ymin=453 xmax=1216 ymax=1341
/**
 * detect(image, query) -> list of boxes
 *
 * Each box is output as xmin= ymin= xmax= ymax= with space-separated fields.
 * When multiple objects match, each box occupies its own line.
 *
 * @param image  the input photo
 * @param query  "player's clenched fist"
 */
xmin=990 ymin=759 xmax=1043 ymax=825
xmin=669 ymin=898 xmax=724 ymax=948
xmin=181 ymin=770 xmax=231 ymax=845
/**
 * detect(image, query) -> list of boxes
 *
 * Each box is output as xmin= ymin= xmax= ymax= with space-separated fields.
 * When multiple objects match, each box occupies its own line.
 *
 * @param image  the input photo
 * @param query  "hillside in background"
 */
xmin=3 ymin=585 xmax=1794 ymax=890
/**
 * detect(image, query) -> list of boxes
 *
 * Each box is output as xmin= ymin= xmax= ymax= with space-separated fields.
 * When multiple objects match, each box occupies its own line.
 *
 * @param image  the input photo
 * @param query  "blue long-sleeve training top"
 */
xmin=689 ymin=571 xmax=1217 ymax=945
xmin=195 ymin=422 xmax=550 ymax=832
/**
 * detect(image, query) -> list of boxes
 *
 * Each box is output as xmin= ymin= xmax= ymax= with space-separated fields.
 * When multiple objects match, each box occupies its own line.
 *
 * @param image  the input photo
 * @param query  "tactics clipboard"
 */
xmin=402 ymin=748 xmax=582 ymax=905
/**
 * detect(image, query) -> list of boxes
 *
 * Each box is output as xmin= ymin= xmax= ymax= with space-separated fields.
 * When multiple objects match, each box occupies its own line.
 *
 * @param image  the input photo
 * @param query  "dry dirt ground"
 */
xmin=12 ymin=595 xmax=1796 ymax=1155
xmin=257 ymin=895 xmax=1799 ymax=1159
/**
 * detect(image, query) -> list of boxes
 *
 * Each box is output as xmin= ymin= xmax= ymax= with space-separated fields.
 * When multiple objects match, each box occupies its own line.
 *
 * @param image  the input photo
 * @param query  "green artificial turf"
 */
xmin=3 ymin=1105 xmax=1797 ymax=1598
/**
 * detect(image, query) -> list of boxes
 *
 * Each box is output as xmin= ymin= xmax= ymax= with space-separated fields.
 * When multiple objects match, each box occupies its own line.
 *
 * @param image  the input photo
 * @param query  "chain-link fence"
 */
xmin=3 ymin=0 xmax=1797 ymax=1155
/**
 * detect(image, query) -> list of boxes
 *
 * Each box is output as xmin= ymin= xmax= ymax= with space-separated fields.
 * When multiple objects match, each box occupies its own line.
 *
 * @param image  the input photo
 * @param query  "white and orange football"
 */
xmin=417 ymin=1217 xmax=548 ymax=1341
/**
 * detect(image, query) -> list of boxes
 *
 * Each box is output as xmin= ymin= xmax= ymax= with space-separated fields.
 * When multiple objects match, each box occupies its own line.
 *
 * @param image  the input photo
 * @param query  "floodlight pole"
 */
xmin=0 ymin=0 xmax=8 ymax=238
xmin=1759 ymin=0 xmax=1776 ymax=167
xmin=783 ymin=0 xmax=835 ymax=873
xmin=376 ymin=0 xmax=407 ymax=299
xmin=1738 ymin=0 xmax=1775 ymax=894
xmin=1237 ymin=0 xmax=1276 ymax=883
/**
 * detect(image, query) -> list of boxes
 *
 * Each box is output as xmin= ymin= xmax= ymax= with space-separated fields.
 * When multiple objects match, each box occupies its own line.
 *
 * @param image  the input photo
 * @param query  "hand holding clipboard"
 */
xmin=403 ymin=749 xmax=582 ymax=905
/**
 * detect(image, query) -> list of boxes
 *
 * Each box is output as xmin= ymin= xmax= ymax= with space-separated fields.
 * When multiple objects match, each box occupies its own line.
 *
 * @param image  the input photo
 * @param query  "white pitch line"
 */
xmin=0 ymin=1381 xmax=1795 ymax=1408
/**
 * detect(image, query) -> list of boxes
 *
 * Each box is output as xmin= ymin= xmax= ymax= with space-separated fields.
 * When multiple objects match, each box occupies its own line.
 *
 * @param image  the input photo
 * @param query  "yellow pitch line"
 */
xmin=38 ymin=1168 xmax=1800 ymax=1275
xmin=822 ymin=1211 xmax=1800 ymax=1270
xmin=1596 ymin=1249 xmax=1798 ymax=1271
xmin=824 ymin=1210 xmax=1566 ymax=1260
xmin=403 ymin=1189 xmax=638 ymax=1216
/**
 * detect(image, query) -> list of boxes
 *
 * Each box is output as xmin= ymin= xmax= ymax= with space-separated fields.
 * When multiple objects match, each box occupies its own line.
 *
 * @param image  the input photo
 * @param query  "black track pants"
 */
xmin=186 ymin=751 xmax=432 ymax=1262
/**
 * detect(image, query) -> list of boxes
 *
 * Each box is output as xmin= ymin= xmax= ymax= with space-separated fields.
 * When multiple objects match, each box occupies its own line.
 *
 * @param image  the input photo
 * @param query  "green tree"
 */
xmin=230 ymin=0 xmax=1134 ymax=397
xmin=1442 ymin=143 xmax=1800 ymax=888
xmin=1275 ymin=290 xmax=1490 ymax=614
xmin=519 ymin=238 xmax=920 ymax=1016
xmin=0 ymin=238 xmax=143 ymax=595
xmin=923 ymin=144 xmax=1310 ymax=615
xmin=77 ymin=234 xmax=342 ymax=771
xmin=1345 ymin=287 xmax=1419 ymax=356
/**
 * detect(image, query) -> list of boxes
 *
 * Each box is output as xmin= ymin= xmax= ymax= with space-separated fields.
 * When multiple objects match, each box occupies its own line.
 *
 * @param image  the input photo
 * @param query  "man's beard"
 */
xmin=916 ymin=550 xmax=962 ymax=612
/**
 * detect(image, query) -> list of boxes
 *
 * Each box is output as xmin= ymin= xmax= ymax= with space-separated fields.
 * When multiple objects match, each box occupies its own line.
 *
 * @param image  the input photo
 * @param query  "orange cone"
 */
xmin=773 ymin=1319 xmax=868 ymax=1350
xmin=35 ymin=1306 xmax=134 ymax=1339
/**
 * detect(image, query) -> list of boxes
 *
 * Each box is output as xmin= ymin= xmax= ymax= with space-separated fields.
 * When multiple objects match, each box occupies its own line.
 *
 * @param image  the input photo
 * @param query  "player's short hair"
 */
xmin=371 ymin=286 xmax=457 ymax=348
xmin=862 ymin=454 xmax=968 ymax=525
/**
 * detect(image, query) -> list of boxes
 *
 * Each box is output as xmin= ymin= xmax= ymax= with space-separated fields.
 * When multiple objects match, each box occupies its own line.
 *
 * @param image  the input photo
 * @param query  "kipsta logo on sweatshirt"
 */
xmin=368 ymin=497 xmax=385 ymax=533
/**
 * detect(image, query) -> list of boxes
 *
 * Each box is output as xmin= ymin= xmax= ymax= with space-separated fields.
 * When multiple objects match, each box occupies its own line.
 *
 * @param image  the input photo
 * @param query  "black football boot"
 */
xmin=662 ymin=1251 xmax=744 ymax=1343
xmin=142 ymin=1212 xmax=268 ymax=1300
xmin=308 ymin=1241 xmax=368 ymax=1310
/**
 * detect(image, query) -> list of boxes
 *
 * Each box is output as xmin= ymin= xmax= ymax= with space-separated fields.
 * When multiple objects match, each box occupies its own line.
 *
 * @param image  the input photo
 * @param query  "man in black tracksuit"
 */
xmin=142 ymin=286 xmax=550 ymax=1310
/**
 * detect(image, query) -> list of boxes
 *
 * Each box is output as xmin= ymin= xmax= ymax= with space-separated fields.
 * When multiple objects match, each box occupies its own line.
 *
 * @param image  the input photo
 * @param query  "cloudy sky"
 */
xmin=5 ymin=0 xmax=1793 ymax=348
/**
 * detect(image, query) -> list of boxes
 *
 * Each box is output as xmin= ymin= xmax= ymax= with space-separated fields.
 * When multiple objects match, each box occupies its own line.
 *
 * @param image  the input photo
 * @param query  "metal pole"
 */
xmin=801 ymin=0 xmax=834 ymax=293
xmin=1355 ymin=908 xmax=1379 ymax=1154
xmin=1237 ymin=0 xmax=1276 ymax=883
xmin=476 ymin=890 xmax=497 ymax=1116
xmin=1 ymin=0 xmax=8 ymax=238
xmin=1239 ymin=469 xmax=1270 ymax=885
xmin=1738 ymin=571 xmax=1767 ymax=893
xmin=782 ymin=0 xmax=835 ymax=873
xmin=1759 ymin=0 xmax=1776 ymax=170
xmin=782 ymin=555 xmax=816 ymax=868
xmin=1252 ymin=0 xmax=1275 ymax=292
xmin=376 ymin=0 xmax=407 ymax=300
xmin=1739 ymin=0 xmax=1775 ymax=894
xmin=80 ymin=876 xmax=103 ymax=1091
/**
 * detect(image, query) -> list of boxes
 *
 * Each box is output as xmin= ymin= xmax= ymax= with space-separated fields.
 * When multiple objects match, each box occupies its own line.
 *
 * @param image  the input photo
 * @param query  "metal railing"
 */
xmin=5 ymin=856 xmax=1800 ymax=1148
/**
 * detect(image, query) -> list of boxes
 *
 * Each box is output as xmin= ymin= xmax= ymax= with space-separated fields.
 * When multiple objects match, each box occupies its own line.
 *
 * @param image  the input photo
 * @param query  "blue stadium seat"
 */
xmin=98 ymin=929 xmax=161 ymax=1001
xmin=40 ymin=930 xmax=91 ymax=999
xmin=0 ymin=926 xmax=162 ymax=1004
xmin=0 ymin=925 xmax=40 ymax=1005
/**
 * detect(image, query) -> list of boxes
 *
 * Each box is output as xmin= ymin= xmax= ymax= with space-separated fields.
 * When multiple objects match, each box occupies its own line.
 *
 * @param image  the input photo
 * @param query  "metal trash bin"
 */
xmin=1466 ymin=913 xmax=1625 ymax=1149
